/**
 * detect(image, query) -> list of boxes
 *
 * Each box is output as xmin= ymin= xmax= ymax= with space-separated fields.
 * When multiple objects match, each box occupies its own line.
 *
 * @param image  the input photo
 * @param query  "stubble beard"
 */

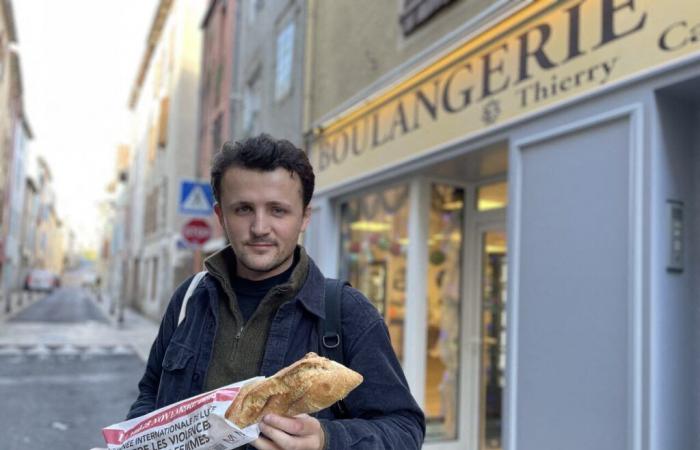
xmin=238 ymin=246 xmax=294 ymax=277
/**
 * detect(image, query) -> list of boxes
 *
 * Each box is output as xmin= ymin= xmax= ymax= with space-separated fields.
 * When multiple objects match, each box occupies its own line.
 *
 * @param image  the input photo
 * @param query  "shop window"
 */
xmin=476 ymin=180 xmax=508 ymax=211
xmin=480 ymin=230 xmax=507 ymax=450
xmin=425 ymin=184 xmax=464 ymax=441
xmin=339 ymin=184 xmax=410 ymax=362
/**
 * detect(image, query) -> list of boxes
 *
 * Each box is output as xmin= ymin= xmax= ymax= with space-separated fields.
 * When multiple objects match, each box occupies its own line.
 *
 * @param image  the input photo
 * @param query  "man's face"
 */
xmin=214 ymin=166 xmax=311 ymax=281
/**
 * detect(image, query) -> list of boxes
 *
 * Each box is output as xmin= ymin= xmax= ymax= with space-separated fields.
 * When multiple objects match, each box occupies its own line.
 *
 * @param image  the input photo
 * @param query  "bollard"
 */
xmin=117 ymin=300 xmax=125 ymax=325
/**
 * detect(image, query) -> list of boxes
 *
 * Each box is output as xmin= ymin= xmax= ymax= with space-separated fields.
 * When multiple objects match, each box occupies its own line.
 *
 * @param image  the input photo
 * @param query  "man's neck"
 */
xmin=235 ymin=257 xmax=293 ymax=281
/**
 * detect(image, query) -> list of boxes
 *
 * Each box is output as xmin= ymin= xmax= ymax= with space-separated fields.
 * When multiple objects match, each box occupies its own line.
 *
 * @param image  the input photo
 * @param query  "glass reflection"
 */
xmin=425 ymin=184 xmax=464 ymax=441
xmin=480 ymin=231 xmax=507 ymax=450
xmin=338 ymin=184 xmax=409 ymax=361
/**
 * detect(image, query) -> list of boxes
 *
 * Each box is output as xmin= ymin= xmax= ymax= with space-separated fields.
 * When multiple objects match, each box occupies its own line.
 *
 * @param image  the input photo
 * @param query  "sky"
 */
xmin=13 ymin=0 xmax=160 ymax=251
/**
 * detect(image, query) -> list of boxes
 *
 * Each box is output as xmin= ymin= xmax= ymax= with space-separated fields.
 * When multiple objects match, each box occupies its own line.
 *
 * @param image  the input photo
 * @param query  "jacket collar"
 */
xmin=203 ymin=244 xmax=323 ymax=317
xmin=294 ymin=254 xmax=326 ymax=319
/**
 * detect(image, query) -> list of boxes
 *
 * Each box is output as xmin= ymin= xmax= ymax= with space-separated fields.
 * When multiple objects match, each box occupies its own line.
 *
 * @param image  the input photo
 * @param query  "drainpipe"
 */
xmin=301 ymin=0 xmax=316 ymax=151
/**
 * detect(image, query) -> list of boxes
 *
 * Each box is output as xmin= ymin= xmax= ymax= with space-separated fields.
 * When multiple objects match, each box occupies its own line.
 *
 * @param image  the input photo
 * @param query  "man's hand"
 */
xmin=252 ymin=414 xmax=325 ymax=450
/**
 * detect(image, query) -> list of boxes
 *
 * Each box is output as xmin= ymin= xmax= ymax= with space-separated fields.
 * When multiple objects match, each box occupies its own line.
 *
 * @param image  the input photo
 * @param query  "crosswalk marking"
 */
xmin=0 ymin=343 xmax=137 ymax=356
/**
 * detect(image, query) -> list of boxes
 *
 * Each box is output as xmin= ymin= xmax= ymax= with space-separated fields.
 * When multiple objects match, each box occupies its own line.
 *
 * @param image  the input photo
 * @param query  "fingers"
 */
xmin=262 ymin=413 xmax=310 ymax=435
xmin=251 ymin=435 xmax=283 ymax=450
xmin=256 ymin=414 xmax=324 ymax=450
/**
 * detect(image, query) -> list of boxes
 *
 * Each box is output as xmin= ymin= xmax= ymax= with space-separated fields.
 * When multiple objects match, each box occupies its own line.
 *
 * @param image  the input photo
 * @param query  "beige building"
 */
xmin=304 ymin=1 xmax=700 ymax=449
xmin=0 ymin=0 xmax=34 ymax=293
xmin=232 ymin=0 xmax=307 ymax=146
xmin=0 ymin=0 xmax=17 ymax=218
xmin=33 ymin=157 xmax=63 ymax=276
xmin=126 ymin=0 xmax=204 ymax=320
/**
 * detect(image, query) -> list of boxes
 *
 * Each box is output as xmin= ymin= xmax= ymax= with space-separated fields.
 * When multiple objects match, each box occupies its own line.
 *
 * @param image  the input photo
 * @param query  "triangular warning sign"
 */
xmin=182 ymin=186 xmax=211 ymax=213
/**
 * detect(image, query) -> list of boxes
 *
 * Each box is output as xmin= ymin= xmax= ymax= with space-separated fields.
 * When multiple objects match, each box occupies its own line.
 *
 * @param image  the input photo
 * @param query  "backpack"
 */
xmin=177 ymin=272 xmax=350 ymax=416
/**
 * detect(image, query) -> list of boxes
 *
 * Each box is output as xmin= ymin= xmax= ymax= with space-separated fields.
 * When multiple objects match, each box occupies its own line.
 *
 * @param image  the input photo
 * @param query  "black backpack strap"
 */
xmin=320 ymin=278 xmax=350 ymax=418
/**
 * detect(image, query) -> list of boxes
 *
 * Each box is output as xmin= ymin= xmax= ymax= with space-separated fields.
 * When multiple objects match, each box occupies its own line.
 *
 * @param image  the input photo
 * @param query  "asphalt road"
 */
xmin=11 ymin=287 xmax=109 ymax=323
xmin=1 ymin=287 xmax=146 ymax=450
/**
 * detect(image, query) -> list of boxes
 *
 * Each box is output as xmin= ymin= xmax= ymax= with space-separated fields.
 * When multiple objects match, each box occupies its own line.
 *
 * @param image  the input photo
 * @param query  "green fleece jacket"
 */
xmin=202 ymin=246 xmax=309 ymax=391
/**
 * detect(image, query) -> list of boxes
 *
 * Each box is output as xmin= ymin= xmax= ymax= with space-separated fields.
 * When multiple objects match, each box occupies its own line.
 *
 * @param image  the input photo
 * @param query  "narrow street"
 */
xmin=0 ymin=288 xmax=158 ymax=450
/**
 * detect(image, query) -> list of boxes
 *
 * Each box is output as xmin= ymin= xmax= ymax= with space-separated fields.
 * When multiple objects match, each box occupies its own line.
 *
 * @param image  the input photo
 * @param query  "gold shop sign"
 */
xmin=309 ymin=0 xmax=700 ymax=190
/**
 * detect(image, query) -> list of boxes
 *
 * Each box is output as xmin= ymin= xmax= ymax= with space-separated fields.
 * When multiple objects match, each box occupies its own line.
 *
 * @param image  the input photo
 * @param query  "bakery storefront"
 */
xmin=304 ymin=1 xmax=700 ymax=449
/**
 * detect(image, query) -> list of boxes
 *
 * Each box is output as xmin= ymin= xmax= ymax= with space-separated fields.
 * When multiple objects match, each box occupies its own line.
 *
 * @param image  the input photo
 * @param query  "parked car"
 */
xmin=24 ymin=269 xmax=59 ymax=292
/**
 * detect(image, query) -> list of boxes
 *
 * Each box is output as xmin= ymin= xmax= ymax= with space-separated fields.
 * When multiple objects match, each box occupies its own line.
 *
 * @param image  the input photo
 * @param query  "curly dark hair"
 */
xmin=210 ymin=134 xmax=315 ymax=208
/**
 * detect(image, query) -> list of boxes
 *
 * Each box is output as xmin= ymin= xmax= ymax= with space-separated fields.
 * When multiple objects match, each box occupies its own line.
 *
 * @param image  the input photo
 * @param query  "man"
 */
xmin=127 ymin=134 xmax=425 ymax=449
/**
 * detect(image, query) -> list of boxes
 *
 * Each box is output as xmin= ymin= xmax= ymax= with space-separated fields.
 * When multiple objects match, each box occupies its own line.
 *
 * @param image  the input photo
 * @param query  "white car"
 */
xmin=25 ymin=269 xmax=59 ymax=292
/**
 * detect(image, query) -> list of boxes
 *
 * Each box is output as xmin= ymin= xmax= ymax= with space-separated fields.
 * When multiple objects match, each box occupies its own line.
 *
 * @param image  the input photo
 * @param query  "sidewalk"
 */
xmin=0 ymin=290 xmax=159 ymax=362
xmin=88 ymin=292 xmax=160 ymax=362
xmin=0 ymin=290 xmax=44 ymax=322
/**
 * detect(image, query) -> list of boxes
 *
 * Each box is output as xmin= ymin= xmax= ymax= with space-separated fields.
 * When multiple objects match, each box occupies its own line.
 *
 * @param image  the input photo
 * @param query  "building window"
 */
xmin=248 ymin=0 xmax=264 ymax=23
xmin=275 ymin=21 xmax=295 ymax=100
xmin=168 ymin=27 xmax=176 ymax=76
xmin=158 ymin=178 xmax=167 ymax=232
xmin=144 ymin=188 xmax=158 ymax=236
xmin=212 ymin=113 xmax=223 ymax=152
xmin=215 ymin=64 xmax=223 ymax=105
xmin=400 ymin=0 xmax=457 ymax=36
xmin=243 ymin=73 xmax=261 ymax=136
xmin=338 ymin=184 xmax=410 ymax=362
xmin=148 ymin=123 xmax=158 ymax=164
xmin=158 ymin=97 xmax=170 ymax=148
xmin=153 ymin=51 xmax=164 ymax=98
xmin=150 ymin=257 xmax=159 ymax=301
xmin=0 ymin=33 xmax=5 ymax=81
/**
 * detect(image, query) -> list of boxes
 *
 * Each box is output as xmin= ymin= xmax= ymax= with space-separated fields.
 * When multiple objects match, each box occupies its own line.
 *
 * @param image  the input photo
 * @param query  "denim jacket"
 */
xmin=127 ymin=256 xmax=425 ymax=449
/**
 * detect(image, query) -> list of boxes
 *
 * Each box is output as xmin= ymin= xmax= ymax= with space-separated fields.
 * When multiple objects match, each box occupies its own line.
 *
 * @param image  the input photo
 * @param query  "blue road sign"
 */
xmin=179 ymin=180 xmax=215 ymax=216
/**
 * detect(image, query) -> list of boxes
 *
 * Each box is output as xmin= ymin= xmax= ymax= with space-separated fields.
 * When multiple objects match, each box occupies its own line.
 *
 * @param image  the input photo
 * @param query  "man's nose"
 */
xmin=251 ymin=211 xmax=271 ymax=235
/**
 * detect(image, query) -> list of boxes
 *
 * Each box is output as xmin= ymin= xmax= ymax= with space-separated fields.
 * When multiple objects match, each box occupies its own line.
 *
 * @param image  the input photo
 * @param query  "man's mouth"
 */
xmin=247 ymin=242 xmax=275 ymax=247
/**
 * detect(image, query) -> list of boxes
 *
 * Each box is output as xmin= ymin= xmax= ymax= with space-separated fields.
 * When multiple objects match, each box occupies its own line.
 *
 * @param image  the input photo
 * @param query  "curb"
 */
xmin=0 ymin=291 xmax=45 ymax=322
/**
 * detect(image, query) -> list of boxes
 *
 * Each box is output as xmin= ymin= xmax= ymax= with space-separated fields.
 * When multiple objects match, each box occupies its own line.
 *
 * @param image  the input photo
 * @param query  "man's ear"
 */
xmin=300 ymin=205 xmax=312 ymax=232
xmin=214 ymin=203 xmax=224 ymax=228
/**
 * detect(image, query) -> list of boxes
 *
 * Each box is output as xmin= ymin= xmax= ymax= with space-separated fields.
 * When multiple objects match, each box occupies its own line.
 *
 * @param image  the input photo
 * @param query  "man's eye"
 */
xmin=272 ymin=207 xmax=286 ymax=215
xmin=236 ymin=206 xmax=252 ymax=213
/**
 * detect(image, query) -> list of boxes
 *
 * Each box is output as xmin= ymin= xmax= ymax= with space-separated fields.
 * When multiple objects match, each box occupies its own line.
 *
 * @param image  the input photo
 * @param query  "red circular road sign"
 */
xmin=182 ymin=219 xmax=212 ymax=246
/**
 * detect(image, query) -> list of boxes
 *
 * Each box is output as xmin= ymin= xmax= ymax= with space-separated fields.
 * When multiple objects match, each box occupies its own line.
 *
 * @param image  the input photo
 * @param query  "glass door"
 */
xmin=479 ymin=229 xmax=507 ymax=450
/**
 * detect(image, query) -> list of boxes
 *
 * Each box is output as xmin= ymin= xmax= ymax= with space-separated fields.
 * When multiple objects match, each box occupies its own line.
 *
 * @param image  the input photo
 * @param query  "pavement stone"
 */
xmin=0 ymin=290 xmax=160 ymax=362
xmin=0 ymin=291 xmax=45 ymax=321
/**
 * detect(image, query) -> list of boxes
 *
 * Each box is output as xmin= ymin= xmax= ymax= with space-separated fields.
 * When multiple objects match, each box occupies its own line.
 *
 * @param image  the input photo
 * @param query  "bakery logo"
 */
xmin=482 ymin=99 xmax=501 ymax=125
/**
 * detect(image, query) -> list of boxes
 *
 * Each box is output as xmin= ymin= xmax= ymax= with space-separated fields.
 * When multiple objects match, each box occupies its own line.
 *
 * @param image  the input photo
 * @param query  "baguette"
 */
xmin=225 ymin=352 xmax=363 ymax=428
